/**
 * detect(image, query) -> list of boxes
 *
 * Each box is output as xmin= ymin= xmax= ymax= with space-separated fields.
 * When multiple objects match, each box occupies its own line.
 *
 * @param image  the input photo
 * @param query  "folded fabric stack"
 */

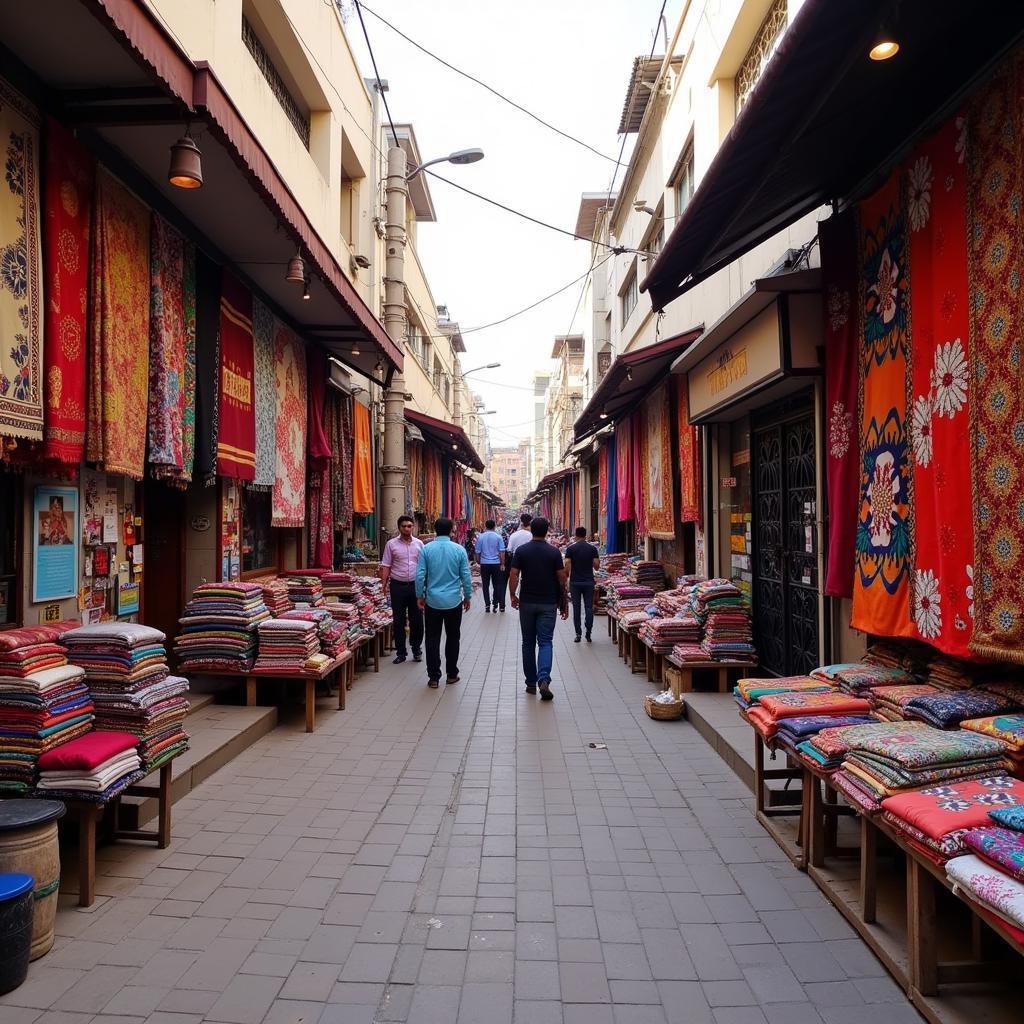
xmin=255 ymin=619 xmax=320 ymax=673
xmin=174 ymin=582 xmax=269 ymax=673
xmin=670 ymin=643 xmax=708 ymax=664
xmin=864 ymin=639 xmax=932 ymax=673
xmin=903 ymin=689 xmax=1023 ymax=730
xmin=701 ymin=606 xmax=755 ymax=663
xmin=927 ymin=653 xmax=984 ymax=691
xmin=960 ymin=714 xmax=1024 ymax=771
xmin=286 ymin=575 xmax=325 ymax=608
xmin=261 ymin=579 xmax=293 ymax=616
xmin=964 ymin=824 xmax=1024 ymax=882
xmin=798 ymin=721 xmax=927 ymax=774
xmin=620 ymin=610 xmax=650 ymax=630
xmin=36 ymin=730 xmax=142 ymax=799
xmin=881 ymin=776 xmax=1024 ymax=864
xmin=280 ymin=608 xmax=347 ymax=657
xmin=978 ymin=680 xmax=1024 ymax=704
xmin=775 ymin=714 xmax=875 ymax=755
xmin=946 ymin=853 xmax=1024 ymax=941
xmin=653 ymin=588 xmax=689 ymax=616
xmin=628 ymin=561 xmax=666 ymax=592
xmin=606 ymin=584 xmax=655 ymax=616
xmin=733 ymin=675 xmax=831 ymax=711
xmin=870 ymin=683 xmax=940 ymax=721
xmin=638 ymin=617 xmax=696 ymax=653
xmin=358 ymin=578 xmax=392 ymax=632
xmin=745 ymin=691 xmax=872 ymax=740
xmin=829 ymin=663 xmax=919 ymax=696
xmin=280 ymin=568 xmax=330 ymax=579
xmin=321 ymin=571 xmax=349 ymax=599
xmin=809 ymin=663 xmax=861 ymax=682
xmin=836 ymin=727 xmax=1007 ymax=813
xmin=63 ymin=623 xmax=190 ymax=772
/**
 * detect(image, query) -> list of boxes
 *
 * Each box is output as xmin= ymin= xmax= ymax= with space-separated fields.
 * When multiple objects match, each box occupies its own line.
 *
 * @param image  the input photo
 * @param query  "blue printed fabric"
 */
xmin=989 ymin=803 xmax=1024 ymax=832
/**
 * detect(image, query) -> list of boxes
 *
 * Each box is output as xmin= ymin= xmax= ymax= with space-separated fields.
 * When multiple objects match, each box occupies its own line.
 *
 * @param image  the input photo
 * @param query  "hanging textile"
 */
xmin=616 ymin=416 xmax=633 ymax=520
xmin=606 ymin=433 xmax=619 ymax=552
xmin=598 ymin=444 xmax=608 ymax=545
xmin=327 ymin=388 xmax=352 ymax=531
xmin=821 ymin=208 xmax=860 ymax=598
xmin=86 ymin=169 xmax=150 ymax=479
xmin=251 ymin=296 xmax=276 ymax=488
xmin=271 ymin=322 xmax=306 ymax=527
xmin=851 ymin=168 xmax=914 ymax=639
xmin=644 ymin=383 xmax=675 ymax=539
xmin=675 ymin=376 xmax=701 ymax=527
xmin=41 ymin=116 xmax=91 ymax=461
xmin=968 ymin=56 xmax=1024 ymax=662
xmin=307 ymin=350 xmax=333 ymax=568
xmin=352 ymin=399 xmax=373 ymax=513
xmin=194 ymin=252 xmax=220 ymax=483
xmin=0 ymin=81 xmax=43 ymax=442
xmin=906 ymin=116 xmax=974 ymax=656
xmin=148 ymin=214 xmax=196 ymax=484
xmin=631 ymin=409 xmax=647 ymax=537
xmin=215 ymin=271 xmax=255 ymax=479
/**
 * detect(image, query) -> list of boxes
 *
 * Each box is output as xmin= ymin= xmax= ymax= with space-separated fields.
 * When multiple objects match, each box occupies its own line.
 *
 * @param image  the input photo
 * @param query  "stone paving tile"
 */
xmin=0 ymin=609 xmax=924 ymax=1023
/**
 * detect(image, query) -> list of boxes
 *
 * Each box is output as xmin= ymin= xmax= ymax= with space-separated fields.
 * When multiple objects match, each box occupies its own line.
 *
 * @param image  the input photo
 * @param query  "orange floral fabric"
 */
xmin=352 ymin=400 xmax=374 ymax=514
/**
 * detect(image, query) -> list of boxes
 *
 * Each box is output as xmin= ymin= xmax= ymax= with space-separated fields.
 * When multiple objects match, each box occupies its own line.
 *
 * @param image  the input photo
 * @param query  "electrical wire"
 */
xmin=353 ymin=0 xmax=399 ymax=147
xmin=357 ymin=1 xmax=621 ymax=166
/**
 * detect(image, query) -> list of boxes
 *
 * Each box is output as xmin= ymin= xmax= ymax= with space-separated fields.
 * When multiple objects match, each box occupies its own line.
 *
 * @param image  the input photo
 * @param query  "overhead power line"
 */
xmin=357 ymin=1 xmax=621 ymax=166
xmin=353 ymin=0 xmax=399 ymax=147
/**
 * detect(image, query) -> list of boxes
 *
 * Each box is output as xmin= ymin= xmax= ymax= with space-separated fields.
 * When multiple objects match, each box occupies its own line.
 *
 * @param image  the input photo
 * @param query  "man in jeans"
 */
xmin=564 ymin=526 xmax=601 ymax=643
xmin=380 ymin=515 xmax=424 ymax=664
xmin=509 ymin=516 xmax=568 ymax=701
xmin=415 ymin=517 xmax=472 ymax=688
xmin=475 ymin=519 xmax=506 ymax=613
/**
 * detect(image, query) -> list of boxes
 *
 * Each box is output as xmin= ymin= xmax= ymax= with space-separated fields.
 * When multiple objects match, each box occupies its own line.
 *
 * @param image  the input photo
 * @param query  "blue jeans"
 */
xmin=570 ymin=583 xmax=594 ymax=637
xmin=519 ymin=602 xmax=557 ymax=685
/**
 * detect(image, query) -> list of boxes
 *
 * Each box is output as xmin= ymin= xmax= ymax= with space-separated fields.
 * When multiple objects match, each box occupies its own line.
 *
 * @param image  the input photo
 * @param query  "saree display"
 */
xmin=821 ymin=208 xmax=859 ymax=598
xmin=675 ymin=376 xmax=700 ymax=526
xmin=851 ymin=169 xmax=914 ymax=638
xmin=250 ymin=296 xmax=276 ymax=488
xmin=271 ymin=322 xmax=306 ymax=527
xmin=0 ymin=79 xmax=43 ymax=442
xmin=352 ymin=400 xmax=373 ymax=514
xmin=644 ymin=383 xmax=675 ymax=540
xmin=86 ymin=169 xmax=150 ymax=479
xmin=193 ymin=252 xmax=221 ymax=482
xmin=215 ymin=272 xmax=255 ymax=480
xmin=41 ymin=116 xmax=92 ymax=462
xmin=307 ymin=350 xmax=332 ymax=569
xmin=967 ymin=55 xmax=1024 ymax=663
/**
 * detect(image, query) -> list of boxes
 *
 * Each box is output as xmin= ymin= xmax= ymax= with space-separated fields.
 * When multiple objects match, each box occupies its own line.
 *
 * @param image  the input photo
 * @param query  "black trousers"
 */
xmin=389 ymin=579 xmax=423 ymax=656
xmin=480 ymin=563 xmax=506 ymax=608
xmin=424 ymin=603 xmax=463 ymax=680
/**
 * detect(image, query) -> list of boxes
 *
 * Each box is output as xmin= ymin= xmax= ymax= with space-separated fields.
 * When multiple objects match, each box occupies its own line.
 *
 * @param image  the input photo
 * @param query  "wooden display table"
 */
xmin=663 ymin=656 xmax=753 ymax=694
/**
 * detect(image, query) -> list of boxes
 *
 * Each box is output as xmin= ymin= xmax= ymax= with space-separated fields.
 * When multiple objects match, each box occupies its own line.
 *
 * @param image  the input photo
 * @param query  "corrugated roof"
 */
xmin=617 ymin=54 xmax=683 ymax=135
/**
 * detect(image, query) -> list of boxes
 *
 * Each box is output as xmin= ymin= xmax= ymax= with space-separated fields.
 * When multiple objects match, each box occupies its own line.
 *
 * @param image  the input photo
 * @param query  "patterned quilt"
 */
xmin=757 ymin=692 xmax=872 ymax=721
xmin=904 ymin=690 xmax=1023 ymax=730
xmin=989 ymin=804 xmax=1024 ymax=832
xmin=947 ymin=854 xmax=1024 ymax=930
xmin=960 ymin=714 xmax=1024 ymax=753
xmin=831 ymin=664 xmax=919 ymax=692
xmin=851 ymin=727 xmax=1005 ymax=768
xmin=964 ymin=826 xmax=1024 ymax=882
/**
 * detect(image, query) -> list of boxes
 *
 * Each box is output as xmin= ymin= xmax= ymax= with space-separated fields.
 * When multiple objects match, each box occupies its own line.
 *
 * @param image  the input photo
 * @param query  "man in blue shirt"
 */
xmin=415 ymin=517 xmax=473 ymax=688
xmin=474 ymin=519 xmax=506 ymax=613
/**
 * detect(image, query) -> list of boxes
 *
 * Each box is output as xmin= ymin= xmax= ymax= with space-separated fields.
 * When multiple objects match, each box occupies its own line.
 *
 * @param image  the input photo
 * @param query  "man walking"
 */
xmin=475 ymin=519 xmax=506 ymax=613
xmin=509 ymin=516 xmax=568 ymax=701
xmin=507 ymin=513 xmax=533 ymax=557
xmin=380 ymin=515 xmax=424 ymax=664
xmin=415 ymin=517 xmax=472 ymax=688
xmin=564 ymin=526 xmax=601 ymax=643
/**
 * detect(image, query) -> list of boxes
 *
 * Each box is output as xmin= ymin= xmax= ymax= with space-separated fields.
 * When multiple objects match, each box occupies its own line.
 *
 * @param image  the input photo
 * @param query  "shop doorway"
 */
xmin=141 ymin=480 xmax=186 ymax=644
xmin=751 ymin=402 xmax=819 ymax=677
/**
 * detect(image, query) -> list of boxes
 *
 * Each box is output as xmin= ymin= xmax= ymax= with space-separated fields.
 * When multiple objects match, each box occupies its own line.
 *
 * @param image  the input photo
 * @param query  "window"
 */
xmin=340 ymin=175 xmax=356 ymax=247
xmin=242 ymin=489 xmax=277 ymax=575
xmin=242 ymin=15 xmax=311 ymax=149
xmin=736 ymin=0 xmax=788 ymax=112
xmin=620 ymin=268 xmax=638 ymax=326
xmin=674 ymin=144 xmax=695 ymax=219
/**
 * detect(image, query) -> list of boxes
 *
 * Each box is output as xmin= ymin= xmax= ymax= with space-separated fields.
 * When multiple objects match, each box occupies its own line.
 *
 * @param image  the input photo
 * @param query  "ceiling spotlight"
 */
xmin=286 ymin=251 xmax=305 ymax=284
xmin=869 ymin=24 xmax=899 ymax=61
xmin=351 ymin=342 xmax=361 ymax=358
xmin=452 ymin=443 xmax=459 ymax=450
xmin=599 ymin=410 xmax=609 ymax=420
xmin=374 ymin=360 xmax=384 ymax=374
xmin=302 ymin=278 xmax=310 ymax=301
xmin=168 ymin=129 xmax=203 ymax=189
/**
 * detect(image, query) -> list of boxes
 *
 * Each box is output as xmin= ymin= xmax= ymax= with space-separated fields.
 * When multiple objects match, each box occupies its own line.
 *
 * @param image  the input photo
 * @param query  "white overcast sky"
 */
xmin=348 ymin=0 xmax=678 ymax=445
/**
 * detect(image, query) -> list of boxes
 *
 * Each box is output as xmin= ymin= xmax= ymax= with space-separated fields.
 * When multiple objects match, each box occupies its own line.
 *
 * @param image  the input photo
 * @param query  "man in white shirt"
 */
xmin=380 ymin=515 xmax=424 ymax=664
xmin=507 ymin=513 xmax=533 ymax=556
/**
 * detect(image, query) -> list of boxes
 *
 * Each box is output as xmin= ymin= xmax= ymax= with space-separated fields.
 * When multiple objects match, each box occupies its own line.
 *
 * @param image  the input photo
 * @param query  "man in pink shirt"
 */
xmin=380 ymin=515 xmax=424 ymax=664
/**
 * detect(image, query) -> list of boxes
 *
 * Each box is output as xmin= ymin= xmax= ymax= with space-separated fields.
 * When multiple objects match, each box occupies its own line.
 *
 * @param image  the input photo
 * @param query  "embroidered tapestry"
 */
xmin=964 ymin=826 xmax=1024 ymax=883
xmin=194 ymin=252 xmax=220 ymax=483
xmin=0 ymin=79 xmax=43 ymax=442
xmin=41 ymin=116 xmax=91 ymax=462
xmin=905 ymin=117 xmax=975 ymax=656
xmin=215 ymin=271 xmax=255 ymax=479
xmin=967 ymin=56 xmax=1024 ymax=663
xmin=250 ymin=295 xmax=276 ymax=488
xmin=353 ymin=399 xmax=374 ymax=514
xmin=598 ymin=442 xmax=608 ymax=544
xmin=821 ymin=209 xmax=859 ymax=598
xmin=148 ymin=214 xmax=196 ymax=484
xmin=851 ymin=169 xmax=915 ymax=638
xmin=631 ymin=408 xmax=646 ymax=536
xmin=615 ymin=415 xmax=632 ymax=520
xmin=675 ymin=376 xmax=701 ymax=526
xmin=327 ymin=388 xmax=352 ymax=531
xmin=86 ymin=169 xmax=150 ymax=479
xmin=644 ymin=382 xmax=675 ymax=539
xmin=307 ymin=349 xmax=333 ymax=568
xmin=271 ymin=321 xmax=306 ymax=527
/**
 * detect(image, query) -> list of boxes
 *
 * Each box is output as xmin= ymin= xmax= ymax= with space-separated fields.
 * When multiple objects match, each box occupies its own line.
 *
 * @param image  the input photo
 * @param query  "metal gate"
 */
xmin=752 ymin=407 xmax=819 ymax=677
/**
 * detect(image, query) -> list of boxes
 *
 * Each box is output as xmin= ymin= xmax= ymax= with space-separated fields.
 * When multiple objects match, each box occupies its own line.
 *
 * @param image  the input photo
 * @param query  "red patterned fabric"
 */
xmin=644 ymin=383 xmax=674 ymax=540
xmin=37 ymin=730 xmax=137 ymax=771
xmin=0 ymin=622 xmax=77 ymax=651
xmin=216 ymin=271 xmax=255 ymax=479
xmin=598 ymin=442 xmax=608 ymax=542
xmin=615 ymin=416 xmax=633 ymax=520
xmin=41 ymin=117 xmax=92 ymax=463
xmin=631 ymin=409 xmax=646 ymax=536
xmin=272 ymin=322 xmax=307 ymax=527
xmin=307 ymin=350 xmax=333 ymax=569
xmin=821 ymin=209 xmax=859 ymax=598
xmin=675 ymin=376 xmax=701 ymax=526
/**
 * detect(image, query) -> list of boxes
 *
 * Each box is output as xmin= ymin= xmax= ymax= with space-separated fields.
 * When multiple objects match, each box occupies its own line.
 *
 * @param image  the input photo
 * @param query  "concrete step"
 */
xmin=118 ymin=701 xmax=278 ymax=829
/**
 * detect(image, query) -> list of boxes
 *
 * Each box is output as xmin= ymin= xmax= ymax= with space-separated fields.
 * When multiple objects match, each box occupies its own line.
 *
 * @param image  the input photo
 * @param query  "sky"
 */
xmin=346 ymin=0 xmax=676 ymax=446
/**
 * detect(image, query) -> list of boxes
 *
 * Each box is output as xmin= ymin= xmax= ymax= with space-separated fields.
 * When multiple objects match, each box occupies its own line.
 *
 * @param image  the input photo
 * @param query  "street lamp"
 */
xmin=406 ymin=148 xmax=485 ymax=180
xmin=463 ymin=363 xmax=501 ymax=377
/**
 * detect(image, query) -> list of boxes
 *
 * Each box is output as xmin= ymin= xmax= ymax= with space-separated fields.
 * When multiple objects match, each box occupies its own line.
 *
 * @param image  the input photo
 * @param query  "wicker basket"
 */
xmin=643 ymin=693 xmax=684 ymax=721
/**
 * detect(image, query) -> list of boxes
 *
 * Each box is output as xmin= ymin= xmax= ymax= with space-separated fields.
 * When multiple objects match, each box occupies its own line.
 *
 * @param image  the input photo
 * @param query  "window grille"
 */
xmin=736 ymin=0 xmax=788 ymax=112
xmin=243 ymin=16 xmax=311 ymax=149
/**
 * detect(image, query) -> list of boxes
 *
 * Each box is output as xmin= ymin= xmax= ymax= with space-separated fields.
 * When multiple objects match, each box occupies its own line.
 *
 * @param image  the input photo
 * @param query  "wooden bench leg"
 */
xmin=717 ymin=668 xmax=728 ymax=693
xmin=79 ymin=804 xmax=98 ymax=908
xmin=646 ymin=650 xmax=655 ymax=683
xmin=681 ymin=669 xmax=694 ymax=693
xmin=754 ymin=736 xmax=766 ymax=815
xmin=158 ymin=762 xmax=172 ymax=848
xmin=337 ymin=668 xmax=347 ymax=710
xmin=861 ymin=815 xmax=877 ymax=923
xmin=246 ymin=676 xmax=256 ymax=706
xmin=808 ymin=775 xmax=825 ymax=868
xmin=908 ymin=856 xmax=938 ymax=995
xmin=305 ymin=678 xmax=316 ymax=733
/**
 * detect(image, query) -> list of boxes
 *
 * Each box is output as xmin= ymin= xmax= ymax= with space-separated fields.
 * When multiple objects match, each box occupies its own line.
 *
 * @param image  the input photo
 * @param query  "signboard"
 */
xmin=117 ymin=582 xmax=141 ymax=616
xmin=721 ymin=477 xmax=737 ymax=488
xmin=32 ymin=485 xmax=80 ymax=603
xmin=40 ymin=602 xmax=62 ymax=623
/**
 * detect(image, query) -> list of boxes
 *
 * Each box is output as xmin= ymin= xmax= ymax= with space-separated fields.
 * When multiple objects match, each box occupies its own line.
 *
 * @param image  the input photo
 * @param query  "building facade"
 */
xmin=489 ymin=442 xmax=531 ymax=510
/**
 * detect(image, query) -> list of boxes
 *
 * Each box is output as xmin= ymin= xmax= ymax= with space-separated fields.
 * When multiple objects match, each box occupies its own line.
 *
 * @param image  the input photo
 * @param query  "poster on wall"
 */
xmin=32 ymin=485 xmax=80 ymax=603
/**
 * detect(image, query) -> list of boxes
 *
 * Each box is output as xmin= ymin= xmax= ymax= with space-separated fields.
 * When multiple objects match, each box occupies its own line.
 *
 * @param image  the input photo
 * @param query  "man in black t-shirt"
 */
xmin=509 ymin=517 xmax=568 ymax=701
xmin=564 ymin=526 xmax=601 ymax=643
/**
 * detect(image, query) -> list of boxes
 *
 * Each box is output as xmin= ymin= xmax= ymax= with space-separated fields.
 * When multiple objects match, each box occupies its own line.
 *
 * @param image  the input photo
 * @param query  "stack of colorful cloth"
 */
xmin=620 ymin=610 xmax=651 ymax=630
xmin=321 ymin=571 xmax=349 ymax=598
xmin=961 ymin=714 xmax=1024 ymax=771
xmin=358 ymin=578 xmax=392 ymax=631
xmin=174 ymin=582 xmax=269 ymax=672
xmin=670 ymin=643 xmax=709 ymax=664
xmin=828 ymin=664 xmax=919 ymax=696
xmin=733 ymin=675 xmax=831 ymax=711
xmin=653 ymin=588 xmax=689 ymax=616
xmin=881 ymin=776 xmax=1024 ymax=864
xmin=775 ymin=714 xmax=876 ymax=757
xmin=628 ymin=561 xmax=666 ymax=591
xmin=870 ymin=683 xmax=940 ymax=721
xmin=261 ymin=579 xmax=293 ymax=616
xmin=745 ymin=691 xmax=872 ymax=740
xmin=638 ymin=617 xmax=696 ymax=653
xmin=903 ymin=689 xmax=1023 ymax=730
xmin=606 ymin=584 xmax=655 ymax=616
xmin=254 ymin=619 xmax=320 ymax=673
xmin=927 ymin=652 xmax=987 ymax=691
xmin=797 ymin=721 xmax=927 ymax=774
xmin=864 ymin=640 xmax=932 ymax=673
xmin=285 ymin=575 xmax=325 ymax=608
xmin=701 ymin=607 xmax=755 ymax=663
xmin=280 ymin=609 xmax=347 ymax=657
xmin=834 ymin=727 xmax=1007 ymax=814
xmin=36 ymin=730 xmax=142 ymax=799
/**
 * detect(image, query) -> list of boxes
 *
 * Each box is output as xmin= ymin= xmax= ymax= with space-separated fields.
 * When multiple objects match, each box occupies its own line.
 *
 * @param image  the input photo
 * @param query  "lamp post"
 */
xmin=380 ymin=145 xmax=485 ymax=529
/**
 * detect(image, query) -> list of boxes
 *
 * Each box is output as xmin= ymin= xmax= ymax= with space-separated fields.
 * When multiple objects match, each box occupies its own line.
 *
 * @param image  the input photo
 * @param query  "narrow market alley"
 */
xmin=1 ymin=610 xmax=921 ymax=1024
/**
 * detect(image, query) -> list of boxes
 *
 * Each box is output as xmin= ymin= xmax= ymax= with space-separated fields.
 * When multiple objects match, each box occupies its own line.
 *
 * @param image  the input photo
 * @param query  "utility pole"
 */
xmin=381 ymin=144 xmax=408 ymax=528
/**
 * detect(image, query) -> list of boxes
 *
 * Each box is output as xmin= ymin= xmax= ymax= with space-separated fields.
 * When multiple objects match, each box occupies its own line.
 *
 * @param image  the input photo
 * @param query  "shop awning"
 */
xmin=404 ymin=410 xmax=484 ymax=473
xmin=477 ymin=488 xmax=504 ymax=507
xmin=525 ymin=467 xmax=577 ymax=505
xmin=0 ymin=0 xmax=402 ymax=381
xmin=573 ymin=328 xmax=702 ymax=442
xmin=640 ymin=0 xmax=1024 ymax=310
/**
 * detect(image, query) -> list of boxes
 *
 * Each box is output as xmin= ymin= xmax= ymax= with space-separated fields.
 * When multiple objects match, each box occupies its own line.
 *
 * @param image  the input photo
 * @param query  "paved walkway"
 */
xmin=2 ymin=608 xmax=922 ymax=1024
